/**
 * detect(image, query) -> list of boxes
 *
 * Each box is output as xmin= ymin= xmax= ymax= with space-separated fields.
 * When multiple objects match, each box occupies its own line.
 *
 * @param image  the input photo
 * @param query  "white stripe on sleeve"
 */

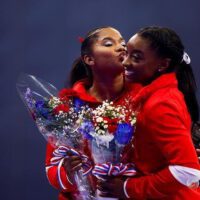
xmin=123 ymin=178 xmax=130 ymax=198
xmin=169 ymin=165 xmax=200 ymax=187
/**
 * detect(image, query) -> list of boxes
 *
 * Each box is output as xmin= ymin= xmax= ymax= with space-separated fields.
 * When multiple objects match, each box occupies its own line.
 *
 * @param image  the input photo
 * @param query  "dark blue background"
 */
xmin=1 ymin=0 xmax=200 ymax=199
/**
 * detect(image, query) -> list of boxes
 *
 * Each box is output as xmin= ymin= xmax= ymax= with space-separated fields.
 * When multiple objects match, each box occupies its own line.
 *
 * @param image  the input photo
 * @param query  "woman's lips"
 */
xmin=118 ymin=52 xmax=127 ymax=63
xmin=119 ymin=56 xmax=124 ymax=63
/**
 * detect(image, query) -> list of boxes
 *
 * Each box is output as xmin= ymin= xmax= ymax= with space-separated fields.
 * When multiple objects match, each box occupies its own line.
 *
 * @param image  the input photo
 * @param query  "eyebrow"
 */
xmin=130 ymin=49 xmax=144 ymax=57
xmin=101 ymin=37 xmax=125 ymax=42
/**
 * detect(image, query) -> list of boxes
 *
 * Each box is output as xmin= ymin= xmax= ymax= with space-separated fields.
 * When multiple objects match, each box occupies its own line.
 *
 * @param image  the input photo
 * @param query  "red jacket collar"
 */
xmin=72 ymin=79 xmax=100 ymax=103
xmin=132 ymin=73 xmax=178 ymax=107
xmin=72 ymin=79 xmax=142 ymax=104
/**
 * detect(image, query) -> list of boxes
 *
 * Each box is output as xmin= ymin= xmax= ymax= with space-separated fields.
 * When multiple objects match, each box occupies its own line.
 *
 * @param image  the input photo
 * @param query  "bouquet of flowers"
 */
xmin=16 ymin=73 xmax=94 ymax=200
xmin=79 ymin=100 xmax=137 ymax=199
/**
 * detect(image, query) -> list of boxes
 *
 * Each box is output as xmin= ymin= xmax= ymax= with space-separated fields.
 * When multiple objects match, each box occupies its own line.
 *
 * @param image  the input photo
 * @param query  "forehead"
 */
xmin=97 ymin=28 xmax=123 ymax=40
xmin=127 ymin=34 xmax=152 ymax=51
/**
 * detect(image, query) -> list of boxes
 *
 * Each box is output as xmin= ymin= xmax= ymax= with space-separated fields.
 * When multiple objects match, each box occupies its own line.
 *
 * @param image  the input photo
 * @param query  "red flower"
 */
xmin=30 ymin=111 xmax=36 ymax=121
xmin=102 ymin=117 xmax=110 ymax=123
xmin=107 ymin=118 xmax=118 ymax=134
xmin=125 ymin=112 xmax=131 ymax=122
xmin=53 ymin=104 xmax=70 ymax=115
xmin=108 ymin=124 xmax=118 ymax=134
xmin=59 ymin=88 xmax=78 ymax=102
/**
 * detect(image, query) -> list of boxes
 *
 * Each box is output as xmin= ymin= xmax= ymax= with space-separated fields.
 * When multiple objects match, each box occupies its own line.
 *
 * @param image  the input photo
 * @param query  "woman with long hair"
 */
xmin=98 ymin=26 xmax=200 ymax=199
xmin=45 ymin=26 xmax=140 ymax=200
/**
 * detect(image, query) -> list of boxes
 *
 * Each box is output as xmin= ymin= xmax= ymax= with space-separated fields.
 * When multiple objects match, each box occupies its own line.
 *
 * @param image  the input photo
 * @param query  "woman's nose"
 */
xmin=116 ymin=44 xmax=127 ymax=52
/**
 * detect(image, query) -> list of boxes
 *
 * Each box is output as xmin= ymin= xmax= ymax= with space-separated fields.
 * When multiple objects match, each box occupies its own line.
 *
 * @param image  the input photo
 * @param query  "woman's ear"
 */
xmin=83 ymin=55 xmax=95 ymax=66
xmin=158 ymin=58 xmax=171 ymax=72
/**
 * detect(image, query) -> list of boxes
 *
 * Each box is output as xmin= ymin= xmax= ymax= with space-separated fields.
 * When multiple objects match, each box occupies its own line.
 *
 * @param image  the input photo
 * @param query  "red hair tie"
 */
xmin=78 ymin=36 xmax=84 ymax=43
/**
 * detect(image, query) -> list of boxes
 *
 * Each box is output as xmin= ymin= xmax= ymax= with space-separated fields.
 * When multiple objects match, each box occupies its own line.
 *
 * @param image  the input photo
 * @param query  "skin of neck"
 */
xmin=88 ymin=71 xmax=124 ymax=102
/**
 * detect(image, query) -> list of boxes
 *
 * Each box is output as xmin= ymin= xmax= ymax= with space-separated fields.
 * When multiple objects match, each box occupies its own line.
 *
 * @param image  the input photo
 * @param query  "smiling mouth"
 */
xmin=125 ymin=70 xmax=135 ymax=76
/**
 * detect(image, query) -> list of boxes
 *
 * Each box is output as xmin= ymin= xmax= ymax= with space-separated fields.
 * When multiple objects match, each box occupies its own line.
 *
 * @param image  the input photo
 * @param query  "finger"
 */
xmin=97 ymin=178 xmax=115 ymax=186
xmin=63 ymin=159 xmax=82 ymax=171
xmin=97 ymin=186 xmax=113 ymax=197
xmin=66 ymin=151 xmax=80 ymax=157
xmin=71 ymin=163 xmax=82 ymax=171
xmin=64 ymin=156 xmax=81 ymax=165
xmin=66 ymin=151 xmax=74 ymax=156
xmin=97 ymin=178 xmax=107 ymax=184
xmin=98 ymin=191 xmax=114 ymax=198
xmin=71 ymin=158 xmax=82 ymax=166
xmin=65 ymin=155 xmax=81 ymax=161
xmin=71 ymin=156 xmax=82 ymax=163
xmin=97 ymin=182 xmax=113 ymax=191
xmin=97 ymin=183 xmax=107 ymax=191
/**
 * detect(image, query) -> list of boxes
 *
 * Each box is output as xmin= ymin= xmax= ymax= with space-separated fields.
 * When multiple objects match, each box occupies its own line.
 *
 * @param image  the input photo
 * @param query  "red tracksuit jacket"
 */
xmin=123 ymin=73 xmax=200 ymax=199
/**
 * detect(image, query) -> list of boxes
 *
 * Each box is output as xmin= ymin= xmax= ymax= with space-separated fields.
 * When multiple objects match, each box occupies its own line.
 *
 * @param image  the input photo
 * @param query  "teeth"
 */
xmin=125 ymin=70 xmax=134 ymax=76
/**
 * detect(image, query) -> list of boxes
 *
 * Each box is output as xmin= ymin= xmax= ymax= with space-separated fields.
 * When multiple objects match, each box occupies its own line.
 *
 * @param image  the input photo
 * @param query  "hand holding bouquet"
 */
xmin=79 ymin=101 xmax=136 ymax=199
xmin=17 ymin=74 xmax=94 ymax=200
xmin=79 ymin=100 xmax=137 ymax=199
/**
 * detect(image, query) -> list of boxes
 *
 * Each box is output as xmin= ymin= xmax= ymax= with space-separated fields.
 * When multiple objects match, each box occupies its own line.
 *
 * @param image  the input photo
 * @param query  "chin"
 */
xmin=125 ymin=76 xmax=134 ymax=83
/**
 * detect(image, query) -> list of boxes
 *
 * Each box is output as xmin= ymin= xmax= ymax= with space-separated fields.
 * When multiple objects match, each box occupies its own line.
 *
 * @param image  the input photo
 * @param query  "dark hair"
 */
xmin=137 ymin=26 xmax=199 ymax=123
xmin=69 ymin=26 xmax=112 ymax=87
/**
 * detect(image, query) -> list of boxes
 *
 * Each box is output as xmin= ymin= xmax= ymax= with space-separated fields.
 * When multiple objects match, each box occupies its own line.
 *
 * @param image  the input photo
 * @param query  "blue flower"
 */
xmin=35 ymin=100 xmax=50 ymax=119
xmin=73 ymin=98 xmax=85 ymax=112
xmin=115 ymin=123 xmax=134 ymax=145
xmin=78 ymin=120 xmax=94 ymax=140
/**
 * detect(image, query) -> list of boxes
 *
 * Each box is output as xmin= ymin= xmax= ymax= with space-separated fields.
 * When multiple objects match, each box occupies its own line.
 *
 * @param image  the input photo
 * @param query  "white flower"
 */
xmin=96 ymin=117 xmax=103 ymax=123
xmin=103 ymin=120 xmax=107 ymax=124
xmin=120 ymin=114 xmax=124 ymax=118
xmin=92 ymin=110 xmax=97 ymax=115
xmin=130 ymin=117 xmax=137 ymax=125
xmin=107 ymin=106 xmax=113 ymax=110
xmin=104 ymin=124 xmax=108 ymax=128
xmin=97 ymin=129 xmax=105 ymax=135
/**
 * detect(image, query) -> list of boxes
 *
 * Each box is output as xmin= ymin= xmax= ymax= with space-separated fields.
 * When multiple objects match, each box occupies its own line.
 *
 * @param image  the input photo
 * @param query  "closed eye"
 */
xmin=104 ymin=41 xmax=113 ymax=46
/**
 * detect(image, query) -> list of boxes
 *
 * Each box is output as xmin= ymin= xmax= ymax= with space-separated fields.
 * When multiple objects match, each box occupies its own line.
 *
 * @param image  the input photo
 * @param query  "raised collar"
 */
xmin=72 ymin=79 xmax=100 ymax=103
xmin=132 ymin=73 xmax=178 ymax=107
xmin=72 ymin=79 xmax=142 ymax=105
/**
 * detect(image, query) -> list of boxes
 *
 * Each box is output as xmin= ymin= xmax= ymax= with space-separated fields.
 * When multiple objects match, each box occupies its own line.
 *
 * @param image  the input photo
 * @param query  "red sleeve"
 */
xmin=147 ymin=99 xmax=199 ymax=168
xmin=45 ymin=143 xmax=75 ymax=192
xmin=126 ymin=167 xmax=185 ymax=199
xmin=125 ymin=98 xmax=200 ymax=198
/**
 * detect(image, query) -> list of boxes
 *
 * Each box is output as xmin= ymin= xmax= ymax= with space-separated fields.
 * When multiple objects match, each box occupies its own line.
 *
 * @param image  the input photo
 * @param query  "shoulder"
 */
xmin=145 ymin=86 xmax=186 ymax=113
xmin=140 ymin=88 xmax=191 ymax=136
xmin=142 ymin=87 xmax=190 ymax=126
